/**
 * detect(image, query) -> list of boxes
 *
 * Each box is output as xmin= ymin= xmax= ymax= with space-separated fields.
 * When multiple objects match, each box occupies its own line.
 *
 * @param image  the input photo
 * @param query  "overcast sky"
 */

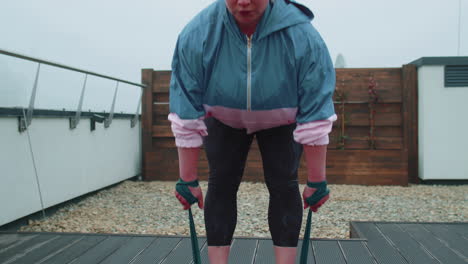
xmin=1 ymin=0 xmax=467 ymax=112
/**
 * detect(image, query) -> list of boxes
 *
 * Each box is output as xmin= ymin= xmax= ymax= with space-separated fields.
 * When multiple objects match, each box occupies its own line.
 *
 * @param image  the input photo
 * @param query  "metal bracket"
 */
xmin=131 ymin=88 xmax=143 ymax=128
xmin=90 ymin=114 xmax=105 ymax=131
xmin=20 ymin=63 xmax=41 ymax=132
xmin=18 ymin=116 xmax=27 ymax=132
xmin=104 ymin=81 xmax=119 ymax=128
xmin=70 ymin=74 xmax=88 ymax=129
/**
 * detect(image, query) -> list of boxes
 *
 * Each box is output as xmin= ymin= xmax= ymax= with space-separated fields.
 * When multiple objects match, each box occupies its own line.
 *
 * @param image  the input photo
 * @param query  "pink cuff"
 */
xmin=168 ymin=113 xmax=208 ymax=148
xmin=293 ymin=114 xmax=337 ymax=146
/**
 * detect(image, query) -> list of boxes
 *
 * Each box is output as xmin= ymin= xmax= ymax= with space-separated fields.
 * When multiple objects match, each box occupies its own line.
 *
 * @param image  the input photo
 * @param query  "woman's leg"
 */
xmin=256 ymin=124 xmax=303 ymax=264
xmin=203 ymin=118 xmax=253 ymax=263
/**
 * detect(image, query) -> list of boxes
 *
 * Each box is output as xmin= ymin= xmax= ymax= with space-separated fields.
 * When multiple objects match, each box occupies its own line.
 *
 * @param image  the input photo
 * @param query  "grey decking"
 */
xmin=351 ymin=222 xmax=468 ymax=264
xmin=0 ymin=222 xmax=466 ymax=263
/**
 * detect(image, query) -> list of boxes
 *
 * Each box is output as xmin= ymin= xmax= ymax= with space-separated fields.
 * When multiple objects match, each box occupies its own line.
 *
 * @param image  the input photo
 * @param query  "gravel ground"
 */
xmin=20 ymin=181 xmax=467 ymax=239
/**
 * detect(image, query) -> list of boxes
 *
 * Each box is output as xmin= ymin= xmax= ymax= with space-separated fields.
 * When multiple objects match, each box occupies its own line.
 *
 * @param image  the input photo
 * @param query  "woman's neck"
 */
xmin=239 ymin=23 xmax=257 ymax=37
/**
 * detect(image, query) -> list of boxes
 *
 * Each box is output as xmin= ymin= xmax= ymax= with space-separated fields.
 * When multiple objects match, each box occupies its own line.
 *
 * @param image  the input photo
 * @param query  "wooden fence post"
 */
xmin=141 ymin=69 xmax=154 ymax=181
xmin=402 ymin=64 xmax=419 ymax=184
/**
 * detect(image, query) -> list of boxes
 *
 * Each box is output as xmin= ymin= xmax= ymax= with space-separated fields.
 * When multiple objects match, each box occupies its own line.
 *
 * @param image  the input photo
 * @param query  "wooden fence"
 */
xmin=141 ymin=65 xmax=418 ymax=185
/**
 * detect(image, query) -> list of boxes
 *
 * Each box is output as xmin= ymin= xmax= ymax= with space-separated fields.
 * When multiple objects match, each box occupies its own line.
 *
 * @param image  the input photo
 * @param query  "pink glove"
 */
xmin=174 ymin=147 xmax=204 ymax=210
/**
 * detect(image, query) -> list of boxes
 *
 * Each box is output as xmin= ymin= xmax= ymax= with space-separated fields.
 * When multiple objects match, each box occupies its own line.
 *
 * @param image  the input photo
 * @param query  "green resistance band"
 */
xmin=176 ymin=179 xmax=201 ymax=264
xmin=300 ymin=209 xmax=313 ymax=264
xmin=189 ymin=208 xmax=201 ymax=264
xmin=175 ymin=179 xmax=199 ymax=205
xmin=300 ymin=181 xmax=329 ymax=264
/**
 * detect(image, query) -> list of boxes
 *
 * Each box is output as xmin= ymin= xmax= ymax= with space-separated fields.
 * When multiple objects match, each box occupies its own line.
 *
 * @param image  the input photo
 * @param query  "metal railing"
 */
xmin=0 ymin=48 xmax=146 ymax=219
xmin=0 ymin=48 xmax=146 ymax=131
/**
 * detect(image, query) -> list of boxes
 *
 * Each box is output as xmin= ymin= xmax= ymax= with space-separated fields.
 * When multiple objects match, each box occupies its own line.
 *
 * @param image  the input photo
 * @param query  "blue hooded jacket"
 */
xmin=169 ymin=0 xmax=336 ymax=147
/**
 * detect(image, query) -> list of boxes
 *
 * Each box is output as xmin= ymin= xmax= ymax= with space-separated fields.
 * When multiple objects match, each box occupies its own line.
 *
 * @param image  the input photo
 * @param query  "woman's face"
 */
xmin=225 ymin=0 xmax=269 ymax=29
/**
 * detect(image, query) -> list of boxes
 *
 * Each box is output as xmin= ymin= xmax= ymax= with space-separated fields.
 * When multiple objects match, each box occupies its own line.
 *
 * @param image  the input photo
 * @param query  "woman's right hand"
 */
xmin=175 ymin=186 xmax=204 ymax=210
xmin=175 ymin=147 xmax=204 ymax=210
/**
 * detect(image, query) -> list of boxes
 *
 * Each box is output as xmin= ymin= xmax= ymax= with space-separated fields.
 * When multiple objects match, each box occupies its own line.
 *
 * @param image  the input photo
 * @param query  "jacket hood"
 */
xmin=222 ymin=0 xmax=314 ymax=41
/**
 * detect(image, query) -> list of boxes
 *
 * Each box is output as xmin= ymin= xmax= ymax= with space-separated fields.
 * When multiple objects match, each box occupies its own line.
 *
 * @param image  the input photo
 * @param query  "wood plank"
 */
xmin=0 ymin=234 xmax=27 ymax=248
xmin=131 ymin=237 xmax=181 ymax=264
xmin=352 ymin=222 xmax=407 ymax=264
xmin=253 ymin=239 xmax=275 ymax=264
xmin=443 ymin=224 xmax=468 ymax=238
xmin=160 ymin=238 xmax=205 ymax=264
xmin=153 ymin=117 xmax=171 ymax=126
xmin=334 ymin=103 xmax=401 ymax=114
xmin=40 ymin=235 xmax=106 ymax=264
xmin=154 ymin=92 xmax=169 ymax=103
xmin=153 ymin=68 xmax=404 ymax=102
xmin=294 ymin=240 xmax=315 ymax=264
xmin=376 ymin=223 xmax=438 ymax=264
xmin=399 ymin=224 xmax=466 ymax=264
xmin=153 ymin=103 xmax=170 ymax=126
xmin=99 ymin=237 xmax=156 ymax=264
xmin=154 ymin=126 xmax=403 ymax=149
xmin=153 ymin=104 xmax=170 ymax=118
xmin=141 ymin=69 xmax=154 ymax=132
xmin=199 ymin=240 xmax=209 ymax=264
xmin=338 ymin=241 xmax=375 ymax=264
xmin=144 ymin=148 xmax=408 ymax=185
xmin=72 ymin=236 xmax=132 ymax=264
xmin=153 ymin=137 xmax=177 ymax=149
xmin=323 ymin=150 xmax=408 ymax=186
xmin=332 ymin=126 xmax=402 ymax=138
xmin=0 ymin=234 xmax=37 ymax=252
xmin=142 ymin=68 xmax=154 ymax=181
xmin=402 ymin=64 xmax=419 ymax=183
xmin=335 ymin=68 xmax=403 ymax=103
xmin=423 ymin=224 xmax=468 ymax=261
xmin=155 ymin=104 xmax=402 ymax=123
xmin=228 ymin=239 xmax=257 ymax=264
xmin=152 ymin=71 xmax=171 ymax=93
xmin=312 ymin=240 xmax=346 ymax=264
xmin=329 ymin=135 xmax=403 ymax=150
xmin=423 ymin=224 xmax=468 ymax=257
xmin=156 ymin=103 xmax=403 ymax=127
xmin=0 ymin=234 xmax=57 ymax=262
xmin=335 ymin=112 xmax=402 ymax=126
xmin=8 ymin=235 xmax=80 ymax=264
xmin=153 ymin=125 xmax=173 ymax=138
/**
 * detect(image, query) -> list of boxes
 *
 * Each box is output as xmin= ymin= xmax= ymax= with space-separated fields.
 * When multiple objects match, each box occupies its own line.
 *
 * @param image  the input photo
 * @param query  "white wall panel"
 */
xmin=0 ymin=116 xmax=140 ymax=226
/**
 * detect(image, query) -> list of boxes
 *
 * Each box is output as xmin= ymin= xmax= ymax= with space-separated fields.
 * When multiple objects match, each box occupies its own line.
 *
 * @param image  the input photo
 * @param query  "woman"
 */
xmin=169 ymin=0 xmax=336 ymax=263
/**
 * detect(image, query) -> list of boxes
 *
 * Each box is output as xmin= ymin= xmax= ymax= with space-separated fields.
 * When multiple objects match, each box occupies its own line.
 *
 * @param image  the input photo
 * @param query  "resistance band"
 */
xmin=300 ymin=181 xmax=329 ymax=263
xmin=299 ymin=208 xmax=313 ymax=264
xmin=188 ymin=208 xmax=201 ymax=264
xmin=176 ymin=179 xmax=201 ymax=264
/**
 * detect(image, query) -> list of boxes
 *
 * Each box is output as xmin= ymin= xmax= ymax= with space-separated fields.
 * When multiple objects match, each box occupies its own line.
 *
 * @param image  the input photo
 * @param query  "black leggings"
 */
xmin=203 ymin=118 xmax=303 ymax=247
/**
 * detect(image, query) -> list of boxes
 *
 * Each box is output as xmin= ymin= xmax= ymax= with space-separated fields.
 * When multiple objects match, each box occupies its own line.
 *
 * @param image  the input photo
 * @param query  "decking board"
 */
xmin=1 ymin=222 xmax=467 ymax=264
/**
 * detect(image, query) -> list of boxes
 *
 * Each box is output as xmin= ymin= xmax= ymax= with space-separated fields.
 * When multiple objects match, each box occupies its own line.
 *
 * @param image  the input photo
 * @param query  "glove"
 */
xmin=302 ymin=181 xmax=330 ymax=212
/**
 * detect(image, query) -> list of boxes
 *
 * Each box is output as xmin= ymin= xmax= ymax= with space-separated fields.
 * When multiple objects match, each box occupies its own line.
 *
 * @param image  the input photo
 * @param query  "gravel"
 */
xmin=20 ymin=181 xmax=468 ymax=239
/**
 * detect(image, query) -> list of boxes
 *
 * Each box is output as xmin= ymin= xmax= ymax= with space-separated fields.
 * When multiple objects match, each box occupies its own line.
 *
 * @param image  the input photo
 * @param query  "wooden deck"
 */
xmin=0 ymin=222 xmax=466 ymax=263
xmin=350 ymin=222 xmax=467 ymax=264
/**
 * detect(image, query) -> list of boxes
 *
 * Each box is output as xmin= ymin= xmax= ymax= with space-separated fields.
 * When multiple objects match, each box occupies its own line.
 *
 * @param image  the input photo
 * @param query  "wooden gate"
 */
xmin=141 ymin=65 xmax=418 ymax=185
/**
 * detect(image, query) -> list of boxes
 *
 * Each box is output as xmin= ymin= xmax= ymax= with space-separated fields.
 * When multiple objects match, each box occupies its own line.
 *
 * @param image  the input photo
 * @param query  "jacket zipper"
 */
xmin=247 ymin=35 xmax=252 ymax=111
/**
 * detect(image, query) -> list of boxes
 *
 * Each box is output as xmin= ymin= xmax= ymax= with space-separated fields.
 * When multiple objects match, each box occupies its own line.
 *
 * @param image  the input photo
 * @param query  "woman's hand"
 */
xmin=175 ymin=147 xmax=203 ymax=210
xmin=302 ymin=185 xmax=330 ymax=212
xmin=175 ymin=186 xmax=204 ymax=210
